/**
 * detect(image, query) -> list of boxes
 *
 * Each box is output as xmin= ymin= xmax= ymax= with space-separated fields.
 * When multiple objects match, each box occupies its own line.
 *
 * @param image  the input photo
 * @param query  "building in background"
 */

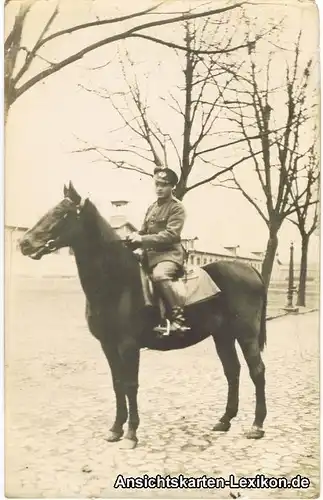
xmin=5 ymin=200 xmax=319 ymax=287
xmin=109 ymin=200 xmax=137 ymax=238
xmin=5 ymin=200 xmax=138 ymax=278
xmin=182 ymin=238 xmax=263 ymax=272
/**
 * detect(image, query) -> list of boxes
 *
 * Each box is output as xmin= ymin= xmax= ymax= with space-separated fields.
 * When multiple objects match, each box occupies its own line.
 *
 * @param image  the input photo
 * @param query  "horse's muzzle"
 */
xmin=20 ymin=237 xmax=57 ymax=260
xmin=20 ymin=238 xmax=33 ymax=256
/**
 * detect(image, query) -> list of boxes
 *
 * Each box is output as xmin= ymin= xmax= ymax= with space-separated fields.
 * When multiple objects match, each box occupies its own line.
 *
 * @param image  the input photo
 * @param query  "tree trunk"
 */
xmin=174 ymin=183 xmax=185 ymax=200
xmin=4 ymin=71 xmax=14 ymax=126
xmin=4 ymin=92 xmax=11 ymax=126
xmin=175 ymin=25 xmax=194 ymax=202
xmin=261 ymin=230 xmax=279 ymax=290
xmin=297 ymin=232 xmax=309 ymax=307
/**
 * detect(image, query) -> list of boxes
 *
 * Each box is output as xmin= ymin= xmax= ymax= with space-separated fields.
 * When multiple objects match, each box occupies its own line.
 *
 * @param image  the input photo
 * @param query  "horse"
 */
xmin=19 ymin=182 xmax=267 ymax=450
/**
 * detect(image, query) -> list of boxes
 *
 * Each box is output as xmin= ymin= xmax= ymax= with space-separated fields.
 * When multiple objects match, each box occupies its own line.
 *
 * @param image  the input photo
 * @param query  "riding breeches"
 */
xmin=150 ymin=261 xmax=185 ymax=312
xmin=150 ymin=261 xmax=181 ymax=282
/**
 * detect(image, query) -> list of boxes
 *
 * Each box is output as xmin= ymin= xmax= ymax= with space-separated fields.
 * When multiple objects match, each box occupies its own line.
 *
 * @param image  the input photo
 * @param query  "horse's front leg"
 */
xmin=118 ymin=339 xmax=140 ymax=449
xmin=100 ymin=340 xmax=128 ymax=442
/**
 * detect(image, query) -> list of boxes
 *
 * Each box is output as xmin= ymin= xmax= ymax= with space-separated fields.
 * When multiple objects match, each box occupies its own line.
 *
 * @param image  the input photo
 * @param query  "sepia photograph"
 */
xmin=4 ymin=0 xmax=320 ymax=498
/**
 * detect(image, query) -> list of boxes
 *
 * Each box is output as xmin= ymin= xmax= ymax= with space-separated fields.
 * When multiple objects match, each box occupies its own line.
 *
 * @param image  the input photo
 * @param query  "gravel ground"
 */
xmin=5 ymin=276 xmax=320 ymax=498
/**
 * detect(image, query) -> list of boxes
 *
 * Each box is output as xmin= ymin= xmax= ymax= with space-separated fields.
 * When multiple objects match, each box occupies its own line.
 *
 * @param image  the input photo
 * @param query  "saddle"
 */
xmin=139 ymin=262 xmax=221 ymax=316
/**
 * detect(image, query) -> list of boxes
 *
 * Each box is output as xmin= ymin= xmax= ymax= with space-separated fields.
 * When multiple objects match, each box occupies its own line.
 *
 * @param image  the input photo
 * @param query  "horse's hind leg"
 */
xmin=100 ymin=341 xmax=128 ymax=442
xmin=237 ymin=336 xmax=266 ymax=439
xmin=212 ymin=335 xmax=241 ymax=432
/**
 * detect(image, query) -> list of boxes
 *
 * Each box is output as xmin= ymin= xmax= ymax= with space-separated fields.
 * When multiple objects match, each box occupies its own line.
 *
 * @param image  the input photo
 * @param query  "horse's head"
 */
xmin=20 ymin=182 xmax=87 ymax=260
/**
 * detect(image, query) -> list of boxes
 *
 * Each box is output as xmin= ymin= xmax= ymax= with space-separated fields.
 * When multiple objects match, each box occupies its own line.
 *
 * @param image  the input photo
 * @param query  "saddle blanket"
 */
xmin=182 ymin=266 xmax=221 ymax=305
xmin=140 ymin=265 xmax=221 ymax=307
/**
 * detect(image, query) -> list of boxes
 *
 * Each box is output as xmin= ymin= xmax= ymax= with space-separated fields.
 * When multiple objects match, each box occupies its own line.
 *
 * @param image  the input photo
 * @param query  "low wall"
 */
xmin=6 ymin=251 xmax=76 ymax=278
xmin=7 ymin=274 xmax=319 ymax=316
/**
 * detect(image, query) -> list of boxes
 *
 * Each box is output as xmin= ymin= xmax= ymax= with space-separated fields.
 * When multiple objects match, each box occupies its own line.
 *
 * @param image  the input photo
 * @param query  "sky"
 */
xmin=5 ymin=0 xmax=320 ymax=263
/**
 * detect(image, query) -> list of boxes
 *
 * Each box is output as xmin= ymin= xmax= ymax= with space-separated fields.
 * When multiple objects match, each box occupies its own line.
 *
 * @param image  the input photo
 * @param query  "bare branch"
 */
xmin=33 ymin=3 xmax=166 ymax=52
xmin=13 ymin=2 xmax=243 ymax=101
xmin=283 ymin=200 xmax=318 ymax=218
xmin=230 ymin=172 xmax=268 ymax=223
xmin=73 ymin=145 xmax=154 ymax=164
xmin=186 ymin=146 xmax=267 ymax=193
xmin=13 ymin=4 xmax=59 ymax=86
xmin=198 ymin=131 xmax=276 ymax=156
xmin=75 ymin=143 xmax=153 ymax=177
xmin=131 ymin=33 xmax=254 ymax=55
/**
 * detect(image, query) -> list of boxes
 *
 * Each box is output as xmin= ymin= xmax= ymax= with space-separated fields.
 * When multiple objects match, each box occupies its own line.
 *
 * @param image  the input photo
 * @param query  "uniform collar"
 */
xmin=156 ymin=194 xmax=173 ymax=206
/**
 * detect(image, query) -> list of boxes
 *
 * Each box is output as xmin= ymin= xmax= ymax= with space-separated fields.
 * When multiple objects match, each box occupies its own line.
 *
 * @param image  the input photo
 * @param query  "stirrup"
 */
xmin=170 ymin=321 xmax=191 ymax=333
xmin=153 ymin=319 xmax=171 ymax=336
xmin=170 ymin=307 xmax=190 ymax=334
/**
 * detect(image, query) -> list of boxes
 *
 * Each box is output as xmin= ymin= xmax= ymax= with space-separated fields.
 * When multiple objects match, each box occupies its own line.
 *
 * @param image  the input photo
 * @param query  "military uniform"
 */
xmin=139 ymin=196 xmax=186 ymax=272
xmin=135 ymin=167 xmax=190 ymax=334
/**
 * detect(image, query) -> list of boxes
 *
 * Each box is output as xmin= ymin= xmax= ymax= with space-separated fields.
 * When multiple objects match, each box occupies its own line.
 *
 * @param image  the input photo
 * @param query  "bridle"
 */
xmin=75 ymin=197 xmax=85 ymax=217
xmin=35 ymin=197 xmax=85 ymax=256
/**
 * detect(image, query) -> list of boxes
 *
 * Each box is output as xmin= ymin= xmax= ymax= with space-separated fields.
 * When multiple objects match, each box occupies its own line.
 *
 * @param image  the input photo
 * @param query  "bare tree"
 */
xmin=74 ymin=17 xmax=273 ymax=200
xmin=287 ymin=142 xmax=320 ymax=306
xmin=4 ymin=0 xmax=244 ymax=122
xmin=220 ymin=31 xmax=317 ymax=288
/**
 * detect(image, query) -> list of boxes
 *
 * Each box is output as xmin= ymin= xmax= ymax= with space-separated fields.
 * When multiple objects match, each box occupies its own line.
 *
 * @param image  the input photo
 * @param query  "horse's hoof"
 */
xmin=212 ymin=421 xmax=231 ymax=432
xmin=119 ymin=438 xmax=138 ymax=450
xmin=245 ymin=426 xmax=265 ymax=439
xmin=105 ymin=430 xmax=123 ymax=442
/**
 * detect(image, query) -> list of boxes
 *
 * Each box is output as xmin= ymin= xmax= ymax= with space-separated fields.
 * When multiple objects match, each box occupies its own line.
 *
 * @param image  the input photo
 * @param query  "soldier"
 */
xmin=129 ymin=167 xmax=190 ymax=334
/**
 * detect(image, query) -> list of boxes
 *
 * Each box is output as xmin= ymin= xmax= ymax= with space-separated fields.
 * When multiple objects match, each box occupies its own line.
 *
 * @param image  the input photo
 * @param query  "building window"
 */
xmin=197 ymin=257 xmax=201 ymax=266
xmin=190 ymin=255 xmax=194 ymax=265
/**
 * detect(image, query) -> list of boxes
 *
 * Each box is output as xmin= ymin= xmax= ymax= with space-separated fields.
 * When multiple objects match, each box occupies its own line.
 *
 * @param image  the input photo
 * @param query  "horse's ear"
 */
xmin=68 ymin=181 xmax=81 ymax=204
xmin=63 ymin=184 xmax=69 ymax=197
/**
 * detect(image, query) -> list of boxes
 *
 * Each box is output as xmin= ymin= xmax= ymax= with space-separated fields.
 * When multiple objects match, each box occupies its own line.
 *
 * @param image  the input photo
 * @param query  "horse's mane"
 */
xmin=82 ymin=199 xmax=139 ymax=276
xmin=84 ymin=199 xmax=122 ymax=246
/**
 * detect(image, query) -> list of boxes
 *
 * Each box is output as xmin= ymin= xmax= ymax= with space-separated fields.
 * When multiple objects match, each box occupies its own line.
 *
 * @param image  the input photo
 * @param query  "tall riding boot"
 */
xmin=155 ymin=280 xmax=190 ymax=334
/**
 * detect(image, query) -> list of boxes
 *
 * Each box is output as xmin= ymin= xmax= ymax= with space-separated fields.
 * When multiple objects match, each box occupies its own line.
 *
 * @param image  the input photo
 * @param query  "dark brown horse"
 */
xmin=19 ymin=182 xmax=267 ymax=449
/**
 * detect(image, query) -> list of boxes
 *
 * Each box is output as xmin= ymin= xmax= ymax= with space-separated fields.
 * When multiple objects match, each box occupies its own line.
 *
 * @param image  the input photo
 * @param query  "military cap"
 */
xmin=153 ymin=167 xmax=179 ymax=186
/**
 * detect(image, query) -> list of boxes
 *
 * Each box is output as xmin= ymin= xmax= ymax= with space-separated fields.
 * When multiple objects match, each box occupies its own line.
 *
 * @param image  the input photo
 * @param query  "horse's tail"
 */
xmin=253 ymin=267 xmax=267 ymax=352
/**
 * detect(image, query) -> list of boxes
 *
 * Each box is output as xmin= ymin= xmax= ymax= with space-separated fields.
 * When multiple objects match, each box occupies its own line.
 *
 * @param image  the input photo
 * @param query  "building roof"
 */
xmin=193 ymin=240 xmax=234 ymax=257
xmin=236 ymin=248 xmax=263 ymax=261
xmin=111 ymin=200 xmax=130 ymax=205
xmin=5 ymin=224 xmax=29 ymax=231
xmin=109 ymin=214 xmax=137 ymax=231
xmin=111 ymin=221 xmax=137 ymax=232
xmin=183 ymin=236 xmax=262 ymax=261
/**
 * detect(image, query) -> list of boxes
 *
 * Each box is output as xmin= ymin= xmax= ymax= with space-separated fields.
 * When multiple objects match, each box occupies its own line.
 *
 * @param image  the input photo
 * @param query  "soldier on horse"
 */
xmin=19 ymin=181 xmax=268 ymax=448
xmin=129 ymin=167 xmax=190 ymax=335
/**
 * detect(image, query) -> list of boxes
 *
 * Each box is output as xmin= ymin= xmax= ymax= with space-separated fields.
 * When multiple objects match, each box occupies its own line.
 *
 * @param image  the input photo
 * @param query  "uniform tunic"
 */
xmin=139 ymin=196 xmax=186 ymax=269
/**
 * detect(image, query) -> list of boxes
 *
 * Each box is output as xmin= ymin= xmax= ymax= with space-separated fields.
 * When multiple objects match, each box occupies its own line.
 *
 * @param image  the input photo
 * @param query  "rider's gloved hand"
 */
xmin=129 ymin=232 xmax=142 ymax=244
xmin=126 ymin=232 xmax=143 ymax=250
